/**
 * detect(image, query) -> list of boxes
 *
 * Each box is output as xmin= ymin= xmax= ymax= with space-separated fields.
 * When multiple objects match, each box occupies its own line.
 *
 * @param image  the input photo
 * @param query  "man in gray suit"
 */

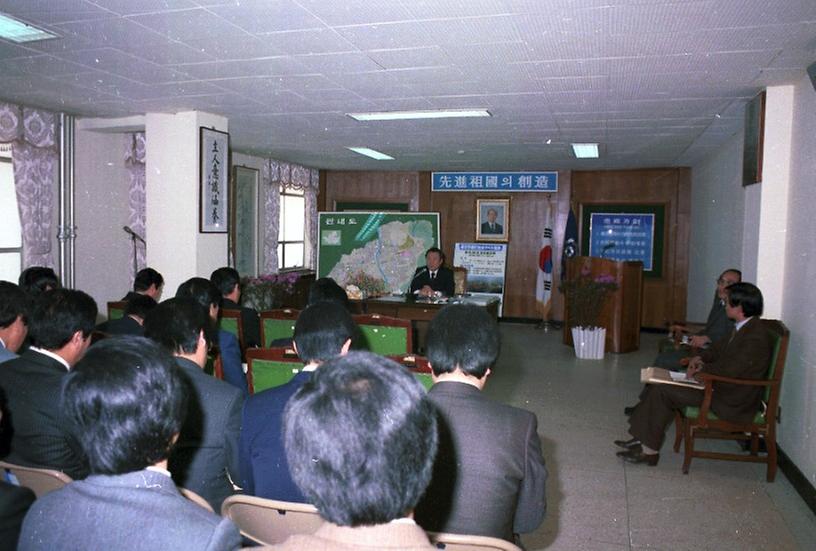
xmin=415 ymin=304 xmax=547 ymax=544
xmin=18 ymin=337 xmax=240 ymax=551
xmin=144 ymin=298 xmax=243 ymax=512
xmin=0 ymin=281 xmax=28 ymax=364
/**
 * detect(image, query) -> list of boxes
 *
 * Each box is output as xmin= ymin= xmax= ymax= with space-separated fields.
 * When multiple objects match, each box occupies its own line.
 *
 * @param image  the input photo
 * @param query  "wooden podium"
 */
xmin=562 ymin=256 xmax=643 ymax=353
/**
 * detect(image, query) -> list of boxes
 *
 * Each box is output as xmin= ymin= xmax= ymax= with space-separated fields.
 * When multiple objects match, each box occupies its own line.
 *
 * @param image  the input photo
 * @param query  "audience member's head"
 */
xmin=123 ymin=293 xmax=157 ymax=323
xmin=284 ymin=351 xmax=437 ymax=526
xmin=18 ymin=267 xmax=59 ymax=296
xmin=210 ymin=267 xmax=241 ymax=301
xmin=176 ymin=277 xmax=221 ymax=320
xmin=427 ymin=304 xmax=500 ymax=379
xmin=144 ymin=298 xmax=211 ymax=359
xmin=134 ymin=268 xmax=164 ymax=300
xmin=62 ymin=337 xmax=187 ymax=474
xmin=725 ymin=282 xmax=763 ymax=318
xmin=29 ymin=289 xmax=97 ymax=363
xmin=0 ymin=281 xmax=29 ymax=353
xmin=293 ymin=302 xmax=356 ymax=364
xmin=307 ymin=277 xmax=350 ymax=309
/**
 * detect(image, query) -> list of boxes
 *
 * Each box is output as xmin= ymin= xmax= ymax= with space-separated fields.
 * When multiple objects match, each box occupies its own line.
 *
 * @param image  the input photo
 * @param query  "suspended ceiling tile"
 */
xmin=296 ymin=0 xmax=414 ymax=26
xmin=295 ymin=52 xmax=385 ymax=73
xmin=365 ymin=46 xmax=450 ymax=70
xmin=258 ymin=28 xmax=355 ymax=55
xmin=207 ymin=0 xmax=324 ymax=33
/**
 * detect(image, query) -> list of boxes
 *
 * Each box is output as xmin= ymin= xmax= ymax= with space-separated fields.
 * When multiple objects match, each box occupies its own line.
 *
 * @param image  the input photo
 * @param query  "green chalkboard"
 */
xmin=317 ymin=212 xmax=440 ymax=294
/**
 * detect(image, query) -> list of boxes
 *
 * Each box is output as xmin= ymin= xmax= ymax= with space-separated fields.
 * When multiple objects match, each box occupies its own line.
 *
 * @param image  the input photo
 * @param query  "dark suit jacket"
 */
xmin=409 ymin=266 xmax=455 ymax=296
xmin=0 ymin=350 xmax=88 ymax=479
xmin=222 ymin=298 xmax=261 ymax=349
xmin=415 ymin=382 xmax=547 ymax=541
xmin=95 ymin=315 xmax=144 ymax=337
xmin=218 ymin=329 xmax=247 ymax=396
xmin=701 ymin=316 xmax=774 ymax=423
xmin=171 ymin=357 xmax=243 ymax=512
xmin=239 ymin=370 xmax=311 ymax=502
xmin=0 ymin=481 xmax=35 ymax=551
xmin=18 ymin=469 xmax=240 ymax=551
xmin=480 ymin=221 xmax=504 ymax=235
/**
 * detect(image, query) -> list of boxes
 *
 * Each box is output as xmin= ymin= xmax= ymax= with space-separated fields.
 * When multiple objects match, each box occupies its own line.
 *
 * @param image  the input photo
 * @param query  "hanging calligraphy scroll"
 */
xmin=199 ymin=127 xmax=230 ymax=233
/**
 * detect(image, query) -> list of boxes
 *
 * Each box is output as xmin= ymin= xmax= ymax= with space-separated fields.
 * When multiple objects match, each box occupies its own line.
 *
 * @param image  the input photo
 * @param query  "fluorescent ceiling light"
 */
xmin=347 ymin=109 xmax=491 ymax=121
xmin=347 ymin=147 xmax=395 ymax=161
xmin=571 ymin=143 xmax=599 ymax=158
xmin=0 ymin=13 xmax=58 ymax=43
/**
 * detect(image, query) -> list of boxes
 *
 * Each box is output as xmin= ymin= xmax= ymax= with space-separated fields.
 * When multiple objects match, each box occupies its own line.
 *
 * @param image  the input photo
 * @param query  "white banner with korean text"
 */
xmin=453 ymin=243 xmax=507 ymax=316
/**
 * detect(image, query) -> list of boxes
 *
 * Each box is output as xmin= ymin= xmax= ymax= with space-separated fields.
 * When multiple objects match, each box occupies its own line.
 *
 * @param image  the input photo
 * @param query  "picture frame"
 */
xmin=231 ymin=165 xmax=260 ymax=276
xmin=742 ymin=90 xmax=765 ymax=187
xmin=199 ymin=127 xmax=230 ymax=233
xmin=476 ymin=198 xmax=510 ymax=242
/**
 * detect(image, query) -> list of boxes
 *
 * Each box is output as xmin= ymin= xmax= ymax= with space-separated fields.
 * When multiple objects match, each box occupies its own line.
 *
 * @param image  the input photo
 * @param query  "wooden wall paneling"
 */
xmin=323 ymin=171 xmax=420 ymax=211
xmin=570 ymin=169 xmax=689 ymax=328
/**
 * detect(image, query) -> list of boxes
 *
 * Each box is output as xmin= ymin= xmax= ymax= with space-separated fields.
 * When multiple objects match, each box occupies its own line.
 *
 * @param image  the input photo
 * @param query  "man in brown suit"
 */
xmin=617 ymin=282 xmax=773 ymax=465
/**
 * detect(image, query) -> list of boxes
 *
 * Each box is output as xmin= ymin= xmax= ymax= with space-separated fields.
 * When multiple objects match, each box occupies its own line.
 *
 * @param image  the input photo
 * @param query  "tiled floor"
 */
xmin=487 ymin=323 xmax=816 ymax=551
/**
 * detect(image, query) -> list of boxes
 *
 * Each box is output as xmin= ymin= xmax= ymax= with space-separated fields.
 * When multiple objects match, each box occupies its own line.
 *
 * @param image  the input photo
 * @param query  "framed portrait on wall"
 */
xmin=476 ymin=198 xmax=510 ymax=242
xmin=200 ymin=127 xmax=230 ymax=233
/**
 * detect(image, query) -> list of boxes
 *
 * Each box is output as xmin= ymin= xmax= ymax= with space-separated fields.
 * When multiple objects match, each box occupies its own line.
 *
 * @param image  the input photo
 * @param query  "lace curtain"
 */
xmin=125 ymin=132 xmax=146 ymax=282
xmin=0 ymin=103 xmax=58 ymax=269
xmin=262 ymin=159 xmax=319 ymax=273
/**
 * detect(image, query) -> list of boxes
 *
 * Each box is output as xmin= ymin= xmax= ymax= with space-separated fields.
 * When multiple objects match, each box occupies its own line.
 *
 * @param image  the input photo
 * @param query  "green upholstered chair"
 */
xmin=106 ymin=300 xmax=127 ymax=321
xmin=672 ymin=319 xmax=789 ymax=481
xmin=259 ymin=309 xmax=300 ymax=347
xmin=353 ymin=314 xmax=412 ymax=356
xmin=220 ymin=308 xmax=245 ymax=351
xmin=387 ymin=354 xmax=433 ymax=391
xmin=246 ymin=347 xmax=303 ymax=395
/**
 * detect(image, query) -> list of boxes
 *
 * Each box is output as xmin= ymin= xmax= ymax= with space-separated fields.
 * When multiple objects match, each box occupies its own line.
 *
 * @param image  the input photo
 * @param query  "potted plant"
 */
xmin=241 ymin=272 xmax=302 ymax=311
xmin=559 ymin=268 xmax=619 ymax=359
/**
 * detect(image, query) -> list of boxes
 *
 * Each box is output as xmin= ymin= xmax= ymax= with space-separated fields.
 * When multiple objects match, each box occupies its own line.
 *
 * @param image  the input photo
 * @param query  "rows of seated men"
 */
xmin=0 ymin=270 xmax=548 ymax=551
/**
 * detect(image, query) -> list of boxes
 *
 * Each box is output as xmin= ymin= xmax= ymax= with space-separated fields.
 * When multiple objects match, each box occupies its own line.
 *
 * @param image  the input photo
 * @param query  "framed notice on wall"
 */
xmin=580 ymin=204 xmax=665 ymax=278
xmin=200 ymin=127 xmax=230 ymax=233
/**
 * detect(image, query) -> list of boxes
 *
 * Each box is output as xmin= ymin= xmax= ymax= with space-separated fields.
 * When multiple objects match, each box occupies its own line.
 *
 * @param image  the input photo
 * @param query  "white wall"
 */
xmin=74 ymin=129 xmax=130 ymax=316
xmin=687 ymin=131 xmax=745 ymax=321
xmin=779 ymin=74 xmax=816 ymax=482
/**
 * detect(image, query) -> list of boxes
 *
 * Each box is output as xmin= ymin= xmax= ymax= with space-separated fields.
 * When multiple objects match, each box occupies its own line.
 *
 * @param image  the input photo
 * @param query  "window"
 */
xmin=0 ymin=144 xmax=21 ymax=282
xmin=278 ymin=186 xmax=305 ymax=269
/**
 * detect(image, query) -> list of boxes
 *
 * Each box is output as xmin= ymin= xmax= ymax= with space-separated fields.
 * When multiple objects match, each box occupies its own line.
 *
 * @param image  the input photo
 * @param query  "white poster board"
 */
xmin=453 ymin=243 xmax=507 ymax=316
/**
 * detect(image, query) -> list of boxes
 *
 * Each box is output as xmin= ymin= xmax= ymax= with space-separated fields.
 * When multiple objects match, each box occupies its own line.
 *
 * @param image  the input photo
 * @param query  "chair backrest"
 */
xmin=0 ymin=461 xmax=72 ymax=498
xmin=428 ymin=532 xmax=523 ymax=551
xmin=106 ymin=300 xmax=127 ymax=321
xmin=761 ymin=319 xmax=790 ymax=416
xmin=260 ymin=309 xmax=301 ymax=347
xmin=387 ymin=354 xmax=434 ymax=390
xmin=220 ymin=308 xmax=245 ymax=351
xmin=452 ymin=266 xmax=468 ymax=296
xmin=221 ymin=495 xmax=322 ymax=546
xmin=246 ymin=347 xmax=304 ymax=395
xmin=204 ymin=353 xmax=224 ymax=380
xmin=179 ymin=487 xmax=214 ymax=513
xmin=353 ymin=314 xmax=413 ymax=355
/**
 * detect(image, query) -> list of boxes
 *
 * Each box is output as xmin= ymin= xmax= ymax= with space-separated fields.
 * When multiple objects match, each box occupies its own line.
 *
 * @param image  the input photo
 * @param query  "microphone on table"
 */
xmin=123 ymin=225 xmax=146 ymax=244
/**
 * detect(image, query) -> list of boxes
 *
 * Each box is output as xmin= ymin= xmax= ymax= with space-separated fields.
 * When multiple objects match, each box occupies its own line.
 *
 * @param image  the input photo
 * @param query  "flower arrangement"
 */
xmin=241 ymin=272 xmax=301 ymax=311
xmin=344 ymin=271 xmax=387 ymax=299
xmin=559 ymin=269 xmax=619 ymax=329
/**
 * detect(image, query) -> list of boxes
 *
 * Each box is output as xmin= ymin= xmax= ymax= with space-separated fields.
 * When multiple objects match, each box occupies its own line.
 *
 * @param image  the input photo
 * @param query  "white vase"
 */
xmin=571 ymin=327 xmax=607 ymax=360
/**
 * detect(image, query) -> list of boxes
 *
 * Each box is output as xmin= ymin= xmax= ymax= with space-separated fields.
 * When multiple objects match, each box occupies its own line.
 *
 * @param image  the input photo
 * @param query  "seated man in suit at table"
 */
xmin=211 ymin=266 xmax=261 ymax=349
xmin=480 ymin=208 xmax=504 ymax=235
xmin=144 ymin=299 xmax=243 ymax=512
xmin=415 ymin=304 xmax=547 ymax=544
xmin=263 ymin=351 xmax=438 ymax=551
xmin=616 ymin=282 xmax=773 ymax=466
xmin=18 ymin=337 xmax=241 ymax=551
xmin=409 ymin=247 xmax=455 ymax=297
xmin=239 ymin=301 xmax=356 ymax=502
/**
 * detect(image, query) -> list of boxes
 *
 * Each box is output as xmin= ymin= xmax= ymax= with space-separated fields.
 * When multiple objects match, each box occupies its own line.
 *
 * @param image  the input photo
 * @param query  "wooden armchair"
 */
xmin=221 ymin=495 xmax=321 ymax=546
xmin=260 ymin=309 xmax=300 ymax=347
xmin=245 ymin=347 xmax=303 ymax=395
xmin=106 ymin=300 xmax=127 ymax=321
xmin=387 ymin=353 xmax=433 ymax=391
xmin=672 ymin=319 xmax=789 ymax=481
xmin=220 ymin=308 xmax=246 ymax=352
xmin=428 ymin=532 xmax=523 ymax=551
xmin=0 ymin=461 xmax=72 ymax=498
xmin=353 ymin=314 xmax=413 ymax=355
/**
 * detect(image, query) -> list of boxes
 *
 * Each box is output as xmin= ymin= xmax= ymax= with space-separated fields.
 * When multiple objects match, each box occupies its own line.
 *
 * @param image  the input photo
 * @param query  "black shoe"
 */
xmin=617 ymin=448 xmax=659 ymax=466
xmin=624 ymin=405 xmax=636 ymax=415
xmin=613 ymin=437 xmax=641 ymax=450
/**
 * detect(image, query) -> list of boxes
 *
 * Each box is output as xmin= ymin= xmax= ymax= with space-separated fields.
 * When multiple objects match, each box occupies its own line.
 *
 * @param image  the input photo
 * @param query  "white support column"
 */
xmin=145 ymin=111 xmax=228 ymax=295
xmin=755 ymin=86 xmax=794 ymax=318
